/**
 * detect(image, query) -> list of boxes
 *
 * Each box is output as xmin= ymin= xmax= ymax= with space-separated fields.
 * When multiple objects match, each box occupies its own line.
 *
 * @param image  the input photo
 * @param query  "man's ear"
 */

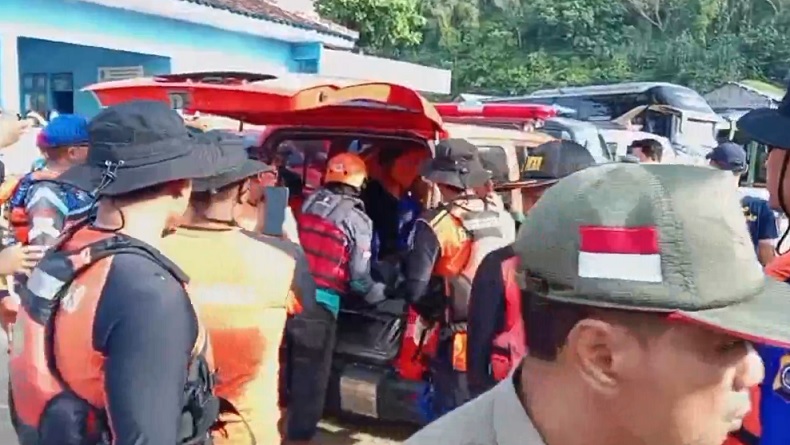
xmin=565 ymin=319 xmax=624 ymax=394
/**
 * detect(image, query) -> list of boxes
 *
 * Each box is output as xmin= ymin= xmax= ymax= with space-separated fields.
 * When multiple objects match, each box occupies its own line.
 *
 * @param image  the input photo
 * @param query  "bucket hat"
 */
xmin=421 ymin=138 xmax=491 ymax=189
xmin=192 ymin=130 xmax=274 ymax=193
xmin=58 ymin=100 xmax=226 ymax=196
xmin=515 ymin=163 xmax=790 ymax=347
xmin=496 ymin=140 xmax=596 ymax=190
xmin=738 ymin=82 xmax=790 ymax=149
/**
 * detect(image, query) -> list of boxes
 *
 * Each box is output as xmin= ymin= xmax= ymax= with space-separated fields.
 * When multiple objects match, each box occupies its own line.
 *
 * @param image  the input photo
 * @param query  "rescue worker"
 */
xmin=707 ymin=141 xmax=777 ymax=267
xmin=0 ymin=115 xmax=94 ymax=332
xmin=285 ymin=152 xmax=387 ymax=443
xmin=731 ymin=87 xmax=790 ymax=445
xmin=298 ymin=151 xmax=387 ymax=311
xmin=466 ymin=140 xmax=597 ymax=397
xmin=161 ymin=131 xmax=316 ymax=445
xmin=9 ymin=114 xmax=94 ymax=246
xmin=406 ymin=162 xmax=785 ymax=445
xmin=394 ymin=139 xmax=511 ymax=415
xmin=8 ymin=100 xmax=235 ymax=445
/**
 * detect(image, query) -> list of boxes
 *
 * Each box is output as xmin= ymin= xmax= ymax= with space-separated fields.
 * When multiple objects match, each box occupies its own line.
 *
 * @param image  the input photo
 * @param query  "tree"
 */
xmin=315 ymin=0 xmax=426 ymax=52
xmin=319 ymin=0 xmax=790 ymax=95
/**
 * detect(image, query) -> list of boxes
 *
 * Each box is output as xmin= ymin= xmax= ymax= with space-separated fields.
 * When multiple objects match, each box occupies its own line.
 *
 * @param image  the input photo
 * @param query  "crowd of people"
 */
xmin=0 ymin=84 xmax=786 ymax=445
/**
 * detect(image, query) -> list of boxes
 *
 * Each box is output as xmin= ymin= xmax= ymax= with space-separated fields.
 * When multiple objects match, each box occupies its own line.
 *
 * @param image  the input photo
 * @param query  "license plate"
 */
xmin=339 ymin=367 xmax=380 ymax=418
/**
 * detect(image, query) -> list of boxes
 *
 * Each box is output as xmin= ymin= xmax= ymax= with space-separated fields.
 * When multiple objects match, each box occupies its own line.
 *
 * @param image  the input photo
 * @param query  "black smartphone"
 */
xmin=262 ymin=186 xmax=289 ymax=237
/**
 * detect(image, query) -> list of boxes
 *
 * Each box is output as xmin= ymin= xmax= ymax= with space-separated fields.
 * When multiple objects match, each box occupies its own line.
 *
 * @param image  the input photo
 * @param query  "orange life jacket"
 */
xmin=8 ymin=223 xmax=231 ymax=445
xmin=8 ymin=169 xmax=60 ymax=244
xmin=425 ymin=199 xmax=509 ymax=372
xmin=491 ymin=255 xmax=526 ymax=381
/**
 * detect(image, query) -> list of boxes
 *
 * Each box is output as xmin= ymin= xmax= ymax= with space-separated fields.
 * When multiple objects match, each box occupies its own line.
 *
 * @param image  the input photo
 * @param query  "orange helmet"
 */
xmin=325 ymin=152 xmax=368 ymax=188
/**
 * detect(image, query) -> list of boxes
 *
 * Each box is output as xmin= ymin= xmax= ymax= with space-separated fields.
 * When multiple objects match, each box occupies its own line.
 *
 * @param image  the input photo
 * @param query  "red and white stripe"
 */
xmin=578 ymin=226 xmax=663 ymax=282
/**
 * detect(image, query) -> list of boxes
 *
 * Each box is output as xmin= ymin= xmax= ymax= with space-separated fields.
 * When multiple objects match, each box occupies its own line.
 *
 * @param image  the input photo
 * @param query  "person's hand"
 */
xmin=0 ymin=117 xmax=29 ymax=149
xmin=0 ymin=244 xmax=48 ymax=276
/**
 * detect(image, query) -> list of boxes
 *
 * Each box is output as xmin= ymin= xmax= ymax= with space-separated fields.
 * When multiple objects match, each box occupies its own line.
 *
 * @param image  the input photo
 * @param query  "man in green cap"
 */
xmin=406 ymin=163 xmax=787 ymax=445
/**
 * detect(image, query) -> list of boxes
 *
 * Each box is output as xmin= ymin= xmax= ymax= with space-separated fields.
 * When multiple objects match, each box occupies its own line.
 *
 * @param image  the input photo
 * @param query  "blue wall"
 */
xmin=0 ymin=0 xmax=326 ymax=115
xmin=18 ymin=38 xmax=171 ymax=116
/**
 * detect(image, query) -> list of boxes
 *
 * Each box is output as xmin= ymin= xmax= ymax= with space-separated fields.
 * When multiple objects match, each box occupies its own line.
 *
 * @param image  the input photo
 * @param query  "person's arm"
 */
xmin=94 ymin=254 xmax=197 ymax=445
xmin=467 ymin=250 xmax=507 ymax=397
xmin=344 ymin=212 xmax=386 ymax=304
xmin=396 ymin=219 xmax=442 ymax=321
xmin=757 ymin=202 xmax=779 ymax=267
xmin=24 ymin=182 xmax=69 ymax=248
xmin=0 ymin=117 xmax=25 ymax=149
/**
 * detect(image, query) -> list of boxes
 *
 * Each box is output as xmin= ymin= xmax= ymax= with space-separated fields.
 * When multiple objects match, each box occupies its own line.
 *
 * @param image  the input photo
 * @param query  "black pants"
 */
xmin=284 ymin=305 xmax=336 ymax=441
xmin=431 ymin=337 xmax=470 ymax=418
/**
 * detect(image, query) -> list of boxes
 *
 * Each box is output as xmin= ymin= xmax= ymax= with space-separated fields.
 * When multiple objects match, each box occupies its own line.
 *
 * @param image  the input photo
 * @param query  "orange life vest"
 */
xmin=8 ymin=223 xmax=229 ymax=445
xmin=425 ymin=199 xmax=509 ymax=372
xmin=8 ymin=169 xmax=60 ymax=244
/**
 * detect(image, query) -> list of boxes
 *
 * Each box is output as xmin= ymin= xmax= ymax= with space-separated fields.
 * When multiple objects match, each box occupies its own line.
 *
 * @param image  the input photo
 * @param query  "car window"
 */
xmin=476 ymin=145 xmax=510 ymax=183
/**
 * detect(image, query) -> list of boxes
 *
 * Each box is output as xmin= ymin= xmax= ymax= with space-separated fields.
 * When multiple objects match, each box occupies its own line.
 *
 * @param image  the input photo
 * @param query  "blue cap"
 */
xmin=706 ymin=142 xmax=747 ymax=172
xmin=38 ymin=114 xmax=89 ymax=149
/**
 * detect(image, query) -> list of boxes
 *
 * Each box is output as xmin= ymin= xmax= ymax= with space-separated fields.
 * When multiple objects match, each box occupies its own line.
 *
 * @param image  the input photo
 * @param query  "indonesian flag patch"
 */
xmin=578 ymin=226 xmax=663 ymax=283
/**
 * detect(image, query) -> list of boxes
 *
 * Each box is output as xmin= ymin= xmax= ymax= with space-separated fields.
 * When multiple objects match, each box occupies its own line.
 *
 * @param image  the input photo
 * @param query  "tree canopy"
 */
xmin=315 ymin=0 xmax=790 ymax=95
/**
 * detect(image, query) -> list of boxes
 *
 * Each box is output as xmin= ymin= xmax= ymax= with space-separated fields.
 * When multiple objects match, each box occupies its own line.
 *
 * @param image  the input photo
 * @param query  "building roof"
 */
xmin=182 ymin=0 xmax=358 ymax=41
xmin=707 ymin=80 xmax=784 ymax=103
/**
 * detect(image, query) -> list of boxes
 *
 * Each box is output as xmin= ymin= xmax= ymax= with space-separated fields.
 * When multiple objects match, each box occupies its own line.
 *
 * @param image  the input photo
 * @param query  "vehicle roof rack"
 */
xmin=153 ymin=71 xmax=277 ymax=84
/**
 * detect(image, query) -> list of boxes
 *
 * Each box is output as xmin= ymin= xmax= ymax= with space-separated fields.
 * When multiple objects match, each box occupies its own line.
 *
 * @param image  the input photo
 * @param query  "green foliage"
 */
xmin=315 ymin=0 xmax=425 ymax=52
xmin=318 ymin=0 xmax=790 ymax=94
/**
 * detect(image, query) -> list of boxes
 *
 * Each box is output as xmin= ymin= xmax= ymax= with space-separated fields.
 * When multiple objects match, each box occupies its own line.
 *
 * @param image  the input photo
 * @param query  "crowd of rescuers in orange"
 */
xmin=0 ymin=93 xmax=790 ymax=445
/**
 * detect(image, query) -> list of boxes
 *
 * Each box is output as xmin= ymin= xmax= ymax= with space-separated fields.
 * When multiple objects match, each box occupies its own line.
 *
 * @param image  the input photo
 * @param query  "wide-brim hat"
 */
xmin=738 ymin=83 xmax=790 ymax=149
xmin=421 ymin=138 xmax=491 ymax=189
xmin=192 ymin=130 xmax=274 ymax=193
xmin=59 ymin=100 xmax=228 ymax=196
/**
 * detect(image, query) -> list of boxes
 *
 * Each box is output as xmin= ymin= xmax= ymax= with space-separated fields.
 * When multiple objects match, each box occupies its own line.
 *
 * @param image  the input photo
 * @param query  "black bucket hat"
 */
xmin=421 ymin=138 xmax=491 ymax=189
xmin=192 ymin=130 xmax=273 ymax=193
xmin=58 ymin=100 xmax=227 ymax=196
xmin=496 ymin=140 xmax=596 ymax=190
xmin=738 ymin=82 xmax=790 ymax=149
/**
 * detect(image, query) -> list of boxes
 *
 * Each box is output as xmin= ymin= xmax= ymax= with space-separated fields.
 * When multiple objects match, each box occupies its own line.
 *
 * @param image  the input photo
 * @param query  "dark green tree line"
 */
xmin=316 ymin=0 xmax=790 ymax=95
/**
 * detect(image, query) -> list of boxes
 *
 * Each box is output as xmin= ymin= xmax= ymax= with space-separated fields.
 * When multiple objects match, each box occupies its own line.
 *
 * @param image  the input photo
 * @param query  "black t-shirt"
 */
xmin=94 ymin=253 xmax=198 ymax=445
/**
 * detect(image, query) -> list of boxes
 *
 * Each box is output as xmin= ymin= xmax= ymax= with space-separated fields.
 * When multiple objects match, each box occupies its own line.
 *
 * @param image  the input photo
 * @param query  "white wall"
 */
xmin=320 ymin=49 xmax=452 ymax=95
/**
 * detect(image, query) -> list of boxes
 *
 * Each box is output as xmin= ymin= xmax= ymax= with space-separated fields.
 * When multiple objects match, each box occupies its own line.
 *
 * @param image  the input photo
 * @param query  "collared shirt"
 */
xmin=405 ymin=367 xmax=546 ymax=445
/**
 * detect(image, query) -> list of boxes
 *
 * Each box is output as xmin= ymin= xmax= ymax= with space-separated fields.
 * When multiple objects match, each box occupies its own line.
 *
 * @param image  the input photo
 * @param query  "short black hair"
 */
xmin=628 ymin=139 xmax=663 ymax=161
xmin=522 ymin=278 xmax=589 ymax=361
xmin=521 ymin=274 xmax=664 ymax=361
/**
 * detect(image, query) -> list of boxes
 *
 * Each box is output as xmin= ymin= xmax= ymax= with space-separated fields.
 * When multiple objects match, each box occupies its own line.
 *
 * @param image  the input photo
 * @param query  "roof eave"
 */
xmin=76 ymin=0 xmax=357 ymax=49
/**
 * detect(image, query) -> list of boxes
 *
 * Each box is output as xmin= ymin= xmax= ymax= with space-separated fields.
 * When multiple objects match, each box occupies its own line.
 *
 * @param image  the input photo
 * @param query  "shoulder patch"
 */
xmin=773 ymin=353 xmax=790 ymax=402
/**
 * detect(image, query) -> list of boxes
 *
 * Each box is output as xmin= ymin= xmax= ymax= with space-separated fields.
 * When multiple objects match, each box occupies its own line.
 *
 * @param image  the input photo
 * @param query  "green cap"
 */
xmin=514 ymin=163 xmax=790 ymax=347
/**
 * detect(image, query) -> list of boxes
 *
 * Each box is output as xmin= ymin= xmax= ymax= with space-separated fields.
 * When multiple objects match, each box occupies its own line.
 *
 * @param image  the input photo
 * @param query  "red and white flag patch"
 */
xmin=578 ymin=226 xmax=663 ymax=282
